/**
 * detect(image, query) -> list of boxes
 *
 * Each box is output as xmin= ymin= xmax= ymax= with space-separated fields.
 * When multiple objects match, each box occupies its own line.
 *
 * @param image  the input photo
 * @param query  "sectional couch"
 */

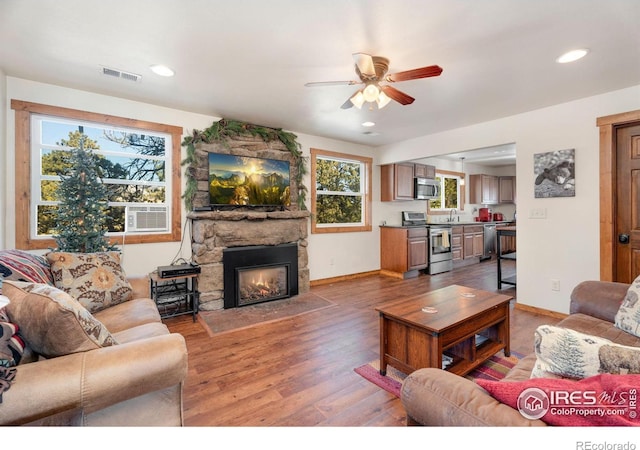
xmin=0 ymin=249 xmax=188 ymax=426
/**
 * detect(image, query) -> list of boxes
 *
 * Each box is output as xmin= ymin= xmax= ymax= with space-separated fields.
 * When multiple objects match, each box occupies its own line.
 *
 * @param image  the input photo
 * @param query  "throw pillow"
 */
xmin=0 ymin=249 xmax=54 ymax=291
xmin=614 ymin=274 xmax=640 ymax=338
xmin=2 ymin=280 xmax=117 ymax=359
xmin=46 ymin=251 xmax=133 ymax=313
xmin=0 ymin=309 xmax=24 ymax=367
xmin=477 ymin=374 xmax=640 ymax=426
xmin=531 ymin=324 xmax=640 ymax=379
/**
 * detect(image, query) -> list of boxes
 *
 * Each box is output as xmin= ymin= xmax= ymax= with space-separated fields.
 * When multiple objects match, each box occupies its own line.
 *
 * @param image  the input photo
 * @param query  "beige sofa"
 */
xmin=0 ymin=275 xmax=188 ymax=426
xmin=400 ymin=280 xmax=639 ymax=426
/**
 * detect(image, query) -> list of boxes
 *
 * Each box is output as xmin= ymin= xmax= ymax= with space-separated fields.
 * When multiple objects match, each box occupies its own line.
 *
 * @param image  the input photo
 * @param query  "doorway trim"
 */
xmin=597 ymin=109 xmax=640 ymax=281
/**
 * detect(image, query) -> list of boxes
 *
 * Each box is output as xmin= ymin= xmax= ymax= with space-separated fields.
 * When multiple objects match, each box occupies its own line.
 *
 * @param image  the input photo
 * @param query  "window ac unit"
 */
xmin=126 ymin=206 xmax=169 ymax=232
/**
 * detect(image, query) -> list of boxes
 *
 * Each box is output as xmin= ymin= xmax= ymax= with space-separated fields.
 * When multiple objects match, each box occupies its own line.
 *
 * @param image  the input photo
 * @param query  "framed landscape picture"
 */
xmin=533 ymin=149 xmax=575 ymax=198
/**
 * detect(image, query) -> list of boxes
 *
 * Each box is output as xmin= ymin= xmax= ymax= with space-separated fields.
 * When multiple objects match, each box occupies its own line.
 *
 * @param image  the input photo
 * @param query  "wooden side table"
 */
xmin=149 ymin=272 xmax=199 ymax=322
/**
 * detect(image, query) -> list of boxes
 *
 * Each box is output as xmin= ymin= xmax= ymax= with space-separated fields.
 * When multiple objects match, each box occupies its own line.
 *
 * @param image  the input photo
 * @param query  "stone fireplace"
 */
xmin=186 ymin=136 xmax=310 ymax=311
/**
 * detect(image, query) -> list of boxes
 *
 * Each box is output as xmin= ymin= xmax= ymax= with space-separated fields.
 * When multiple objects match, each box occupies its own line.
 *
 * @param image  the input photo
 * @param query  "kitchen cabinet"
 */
xmin=463 ymin=225 xmax=484 ymax=259
xmin=469 ymin=174 xmax=499 ymax=205
xmin=380 ymin=227 xmax=429 ymax=278
xmin=381 ymin=163 xmax=436 ymax=201
xmin=381 ymin=163 xmax=415 ymax=201
xmin=451 ymin=226 xmax=463 ymax=261
xmin=414 ymin=163 xmax=436 ymax=179
xmin=499 ymin=176 xmax=516 ymax=204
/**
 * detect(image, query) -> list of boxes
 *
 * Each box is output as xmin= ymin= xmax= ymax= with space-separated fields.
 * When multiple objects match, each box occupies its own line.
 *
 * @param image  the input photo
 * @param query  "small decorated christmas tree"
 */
xmin=54 ymin=136 xmax=116 ymax=253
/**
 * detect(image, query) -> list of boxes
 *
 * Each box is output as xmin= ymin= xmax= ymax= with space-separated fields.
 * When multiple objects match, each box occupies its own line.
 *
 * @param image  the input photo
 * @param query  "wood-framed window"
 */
xmin=11 ymin=100 xmax=183 ymax=250
xmin=310 ymin=148 xmax=372 ymax=234
xmin=428 ymin=169 xmax=466 ymax=215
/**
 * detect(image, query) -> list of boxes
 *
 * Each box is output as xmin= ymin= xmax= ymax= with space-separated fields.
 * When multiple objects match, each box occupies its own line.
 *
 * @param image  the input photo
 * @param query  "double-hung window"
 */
xmin=12 ymin=100 xmax=183 ymax=249
xmin=311 ymin=148 xmax=372 ymax=233
xmin=428 ymin=170 xmax=465 ymax=212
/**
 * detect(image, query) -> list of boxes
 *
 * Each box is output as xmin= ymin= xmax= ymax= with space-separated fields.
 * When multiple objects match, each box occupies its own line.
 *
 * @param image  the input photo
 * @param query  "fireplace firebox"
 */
xmin=223 ymin=243 xmax=298 ymax=308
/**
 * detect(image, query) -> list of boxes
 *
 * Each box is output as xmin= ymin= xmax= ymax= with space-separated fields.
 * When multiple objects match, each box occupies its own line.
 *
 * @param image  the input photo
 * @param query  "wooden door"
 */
xmin=598 ymin=110 xmax=640 ymax=282
xmin=615 ymin=124 xmax=640 ymax=282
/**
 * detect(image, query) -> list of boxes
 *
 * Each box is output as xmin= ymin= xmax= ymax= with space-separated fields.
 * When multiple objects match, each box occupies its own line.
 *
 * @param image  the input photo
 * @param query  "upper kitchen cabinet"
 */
xmin=498 ymin=176 xmax=516 ymax=204
xmin=469 ymin=174 xmax=499 ymax=205
xmin=414 ymin=163 xmax=436 ymax=179
xmin=381 ymin=163 xmax=436 ymax=201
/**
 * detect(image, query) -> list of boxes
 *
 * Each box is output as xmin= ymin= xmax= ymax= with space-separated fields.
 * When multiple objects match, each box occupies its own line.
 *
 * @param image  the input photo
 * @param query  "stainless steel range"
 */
xmin=428 ymin=224 xmax=453 ymax=274
xmin=401 ymin=212 xmax=453 ymax=275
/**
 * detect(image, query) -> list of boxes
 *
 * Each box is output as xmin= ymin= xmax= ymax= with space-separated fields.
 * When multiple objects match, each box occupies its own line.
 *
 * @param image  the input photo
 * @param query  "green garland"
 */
xmin=181 ymin=119 xmax=308 ymax=211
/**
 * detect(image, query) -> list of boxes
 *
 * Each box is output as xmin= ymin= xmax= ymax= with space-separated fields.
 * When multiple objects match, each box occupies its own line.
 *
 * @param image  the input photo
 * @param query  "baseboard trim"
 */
xmin=514 ymin=302 xmax=568 ymax=320
xmin=310 ymin=270 xmax=380 ymax=286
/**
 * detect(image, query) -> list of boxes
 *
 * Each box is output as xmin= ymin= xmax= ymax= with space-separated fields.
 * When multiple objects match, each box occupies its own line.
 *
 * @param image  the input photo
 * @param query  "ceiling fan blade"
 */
xmin=380 ymin=85 xmax=415 ymax=105
xmin=340 ymin=98 xmax=354 ymax=109
xmin=305 ymin=80 xmax=360 ymax=87
xmin=385 ymin=65 xmax=443 ymax=83
xmin=352 ymin=53 xmax=376 ymax=78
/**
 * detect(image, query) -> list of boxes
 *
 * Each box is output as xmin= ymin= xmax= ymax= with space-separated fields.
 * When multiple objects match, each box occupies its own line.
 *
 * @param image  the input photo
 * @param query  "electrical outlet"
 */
xmin=551 ymin=279 xmax=560 ymax=291
xmin=329 ymin=258 xmax=335 ymax=266
xmin=529 ymin=208 xmax=547 ymax=219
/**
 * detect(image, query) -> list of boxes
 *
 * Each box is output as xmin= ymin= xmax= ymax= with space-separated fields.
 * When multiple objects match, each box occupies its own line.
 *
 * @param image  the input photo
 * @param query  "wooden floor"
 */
xmin=165 ymin=258 xmax=562 ymax=427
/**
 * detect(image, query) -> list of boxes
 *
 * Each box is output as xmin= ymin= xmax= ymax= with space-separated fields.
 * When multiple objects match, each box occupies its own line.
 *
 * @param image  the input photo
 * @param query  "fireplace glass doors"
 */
xmin=237 ymin=264 xmax=289 ymax=306
xmin=223 ymin=243 xmax=299 ymax=308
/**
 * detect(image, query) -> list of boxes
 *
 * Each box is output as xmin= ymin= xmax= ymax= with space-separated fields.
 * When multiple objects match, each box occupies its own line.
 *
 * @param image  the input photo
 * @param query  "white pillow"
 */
xmin=614 ymin=275 xmax=640 ymax=338
xmin=531 ymin=324 xmax=640 ymax=379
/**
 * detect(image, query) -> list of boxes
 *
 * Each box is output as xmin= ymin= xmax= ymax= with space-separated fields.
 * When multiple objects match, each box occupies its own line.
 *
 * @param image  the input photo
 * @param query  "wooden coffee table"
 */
xmin=376 ymin=285 xmax=512 ymax=376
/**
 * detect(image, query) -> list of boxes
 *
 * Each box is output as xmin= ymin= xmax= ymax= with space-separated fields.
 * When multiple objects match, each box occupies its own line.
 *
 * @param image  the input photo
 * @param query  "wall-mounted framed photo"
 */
xmin=533 ymin=149 xmax=575 ymax=198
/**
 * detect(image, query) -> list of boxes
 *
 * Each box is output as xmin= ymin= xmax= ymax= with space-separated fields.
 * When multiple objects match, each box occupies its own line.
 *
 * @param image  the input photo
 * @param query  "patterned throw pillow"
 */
xmin=46 ymin=251 xmax=133 ymax=314
xmin=0 ymin=308 xmax=24 ymax=367
xmin=614 ymin=274 xmax=640 ymax=338
xmin=2 ymin=280 xmax=117 ymax=359
xmin=531 ymin=324 xmax=640 ymax=379
xmin=0 ymin=249 xmax=54 ymax=291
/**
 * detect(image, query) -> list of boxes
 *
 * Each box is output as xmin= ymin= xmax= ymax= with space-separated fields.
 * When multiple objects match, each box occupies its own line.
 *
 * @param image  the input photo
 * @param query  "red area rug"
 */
xmin=354 ymin=352 xmax=522 ymax=398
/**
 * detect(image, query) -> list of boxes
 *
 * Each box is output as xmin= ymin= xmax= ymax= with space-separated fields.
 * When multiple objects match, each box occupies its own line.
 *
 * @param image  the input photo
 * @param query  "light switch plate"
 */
xmin=529 ymin=208 xmax=547 ymax=219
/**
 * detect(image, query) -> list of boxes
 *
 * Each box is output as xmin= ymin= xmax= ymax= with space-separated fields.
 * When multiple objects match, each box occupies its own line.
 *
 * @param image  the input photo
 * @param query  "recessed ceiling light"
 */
xmin=556 ymin=49 xmax=589 ymax=64
xmin=362 ymin=121 xmax=375 ymax=127
xmin=150 ymin=64 xmax=175 ymax=77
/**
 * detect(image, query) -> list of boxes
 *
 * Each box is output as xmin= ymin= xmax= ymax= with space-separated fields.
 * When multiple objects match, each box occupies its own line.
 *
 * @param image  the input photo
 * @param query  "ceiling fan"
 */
xmin=305 ymin=53 xmax=443 ymax=110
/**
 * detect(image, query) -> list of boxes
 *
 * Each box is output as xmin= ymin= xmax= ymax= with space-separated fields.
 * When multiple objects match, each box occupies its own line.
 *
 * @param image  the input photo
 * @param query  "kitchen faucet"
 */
xmin=449 ymin=209 xmax=457 ymax=222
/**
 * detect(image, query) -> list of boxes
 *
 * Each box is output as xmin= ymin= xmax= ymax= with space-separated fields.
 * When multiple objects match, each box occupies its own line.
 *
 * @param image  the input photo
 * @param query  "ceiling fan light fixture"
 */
xmin=350 ymin=91 xmax=365 ymax=109
xmin=362 ymin=84 xmax=380 ymax=102
xmin=376 ymin=90 xmax=392 ymax=109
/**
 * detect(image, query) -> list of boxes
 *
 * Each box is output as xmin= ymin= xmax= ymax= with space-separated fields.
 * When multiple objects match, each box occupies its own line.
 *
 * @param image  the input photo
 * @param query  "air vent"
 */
xmin=101 ymin=66 xmax=142 ymax=82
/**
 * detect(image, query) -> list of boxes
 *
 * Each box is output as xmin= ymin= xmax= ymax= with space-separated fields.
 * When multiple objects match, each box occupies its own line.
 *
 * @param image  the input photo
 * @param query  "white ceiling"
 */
xmin=1 ymin=0 xmax=639 ymax=163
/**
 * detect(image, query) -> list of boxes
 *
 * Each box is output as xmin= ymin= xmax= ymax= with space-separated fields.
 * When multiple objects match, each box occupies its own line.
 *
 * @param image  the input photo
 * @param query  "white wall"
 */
xmin=378 ymin=85 xmax=640 ymax=314
xmin=2 ymin=76 xmax=380 ymax=281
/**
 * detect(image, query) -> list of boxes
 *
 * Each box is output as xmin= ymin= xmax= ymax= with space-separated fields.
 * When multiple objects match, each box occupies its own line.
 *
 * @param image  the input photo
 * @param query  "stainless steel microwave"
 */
xmin=414 ymin=177 xmax=440 ymax=200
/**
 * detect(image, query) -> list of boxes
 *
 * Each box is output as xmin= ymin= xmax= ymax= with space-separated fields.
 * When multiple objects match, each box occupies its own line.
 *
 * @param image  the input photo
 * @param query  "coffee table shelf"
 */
xmin=376 ymin=285 xmax=512 ymax=377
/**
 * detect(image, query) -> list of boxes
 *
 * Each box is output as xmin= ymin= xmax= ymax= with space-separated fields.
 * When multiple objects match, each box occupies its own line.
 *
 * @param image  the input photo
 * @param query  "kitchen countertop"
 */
xmin=380 ymin=221 xmax=515 ymax=228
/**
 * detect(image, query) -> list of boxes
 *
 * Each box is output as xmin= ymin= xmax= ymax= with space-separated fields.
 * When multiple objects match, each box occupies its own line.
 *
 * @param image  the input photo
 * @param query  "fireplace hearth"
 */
xmin=223 ymin=243 xmax=299 ymax=309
